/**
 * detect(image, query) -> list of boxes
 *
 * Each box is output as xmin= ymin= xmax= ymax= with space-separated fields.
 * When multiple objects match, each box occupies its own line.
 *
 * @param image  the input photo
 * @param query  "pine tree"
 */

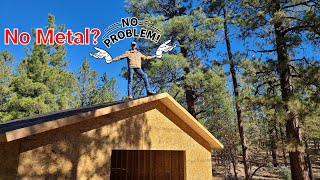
xmin=125 ymin=0 xmax=224 ymax=117
xmin=239 ymin=1 xmax=320 ymax=179
xmin=242 ymin=55 xmax=284 ymax=168
xmin=0 ymin=50 xmax=15 ymax=122
xmin=77 ymin=58 xmax=119 ymax=106
xmin=91 ymin=72 xmax=118 ymax=104
xmin=200 ymin=0 xmax=254 ymax=178
xmin=77 ymin=57 xmax=98 ymax=107
xmin=4 ymin=14 xmax=78 ymax=120
xmin=202 ymin=64 xmax=239 ymax=179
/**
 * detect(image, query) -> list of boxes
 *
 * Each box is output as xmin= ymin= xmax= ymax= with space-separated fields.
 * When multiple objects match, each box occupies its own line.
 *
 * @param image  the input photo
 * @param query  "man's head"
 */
xmin=131 ymin=41 xmax=137 ymax=50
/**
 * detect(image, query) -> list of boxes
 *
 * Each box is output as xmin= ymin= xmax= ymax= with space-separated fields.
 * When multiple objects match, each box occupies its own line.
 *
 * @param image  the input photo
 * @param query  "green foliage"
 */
xmin=77 ymin=58 xmax=118 ymax=106
xmin=279 ymin=166 xmax=292 ymax=180
xmin=203 ymin=65 xmax=237 ymax=134
xmin=0 ymin=14 xmax=119 ymax=122
xmin=0 ymin=50 xmax=15 ymax=122
xmin=125 ymin=0 xmax=225 ymax=118
xmin=0 ymin=3 xmax=319 ymax=178
xmin=3 ymin=14 xmax=78 ymax=120
xmin=266 ymin=162 xmax=274 ymax=169
xmin=77 ymin=57 xmax=98 ymax=106
xmin=123 ymin=0 xmax=320 ymax=178
xmin=304 ymin=110 xmax=320 ymax=139
xmin=92 ymin=72 xmax=118 ymax=104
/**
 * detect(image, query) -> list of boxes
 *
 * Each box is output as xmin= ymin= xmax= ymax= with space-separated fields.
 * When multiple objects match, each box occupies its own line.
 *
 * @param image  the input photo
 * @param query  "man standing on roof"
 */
xmin=113 ymin=41 xmax=156 ymax=99
xmin=90 ymin=40 xmax=176 ymax=99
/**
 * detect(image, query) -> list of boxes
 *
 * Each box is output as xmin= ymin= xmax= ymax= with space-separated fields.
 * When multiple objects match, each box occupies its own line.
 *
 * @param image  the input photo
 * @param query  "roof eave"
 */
xmin=159 ymin=94 xmax=224 ymax=149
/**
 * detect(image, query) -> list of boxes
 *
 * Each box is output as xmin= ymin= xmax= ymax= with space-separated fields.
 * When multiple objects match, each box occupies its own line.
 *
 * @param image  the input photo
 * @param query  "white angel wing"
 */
xmin=90 ymin=47 xmax=113 ymax=63
xmin=156 ymin=40 xmax=176 ymax=58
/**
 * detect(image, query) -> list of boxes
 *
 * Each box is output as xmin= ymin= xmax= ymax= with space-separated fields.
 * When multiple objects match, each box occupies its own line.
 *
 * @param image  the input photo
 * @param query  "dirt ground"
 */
xmin=213 ymin=163 xmax=320 ymax=179
xmin=212 ymin=151 xmax=320 ymax=180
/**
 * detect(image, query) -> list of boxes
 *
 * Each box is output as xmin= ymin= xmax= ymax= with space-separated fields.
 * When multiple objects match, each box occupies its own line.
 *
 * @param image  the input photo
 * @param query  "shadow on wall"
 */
xmin=2 ymin=102 xmax=156 ymax=179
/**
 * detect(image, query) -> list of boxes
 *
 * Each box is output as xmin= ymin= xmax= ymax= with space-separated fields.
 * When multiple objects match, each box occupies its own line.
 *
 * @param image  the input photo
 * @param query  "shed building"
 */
xmin=0 ymin=93 xmax=223 ymax=179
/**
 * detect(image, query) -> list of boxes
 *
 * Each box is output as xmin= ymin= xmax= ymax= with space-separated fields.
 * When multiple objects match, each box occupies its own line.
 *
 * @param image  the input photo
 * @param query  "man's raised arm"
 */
xmin=113 ymin=51 xmax=130 ymax=61
xmin=140 ymin=52 xmax=156 ymax=60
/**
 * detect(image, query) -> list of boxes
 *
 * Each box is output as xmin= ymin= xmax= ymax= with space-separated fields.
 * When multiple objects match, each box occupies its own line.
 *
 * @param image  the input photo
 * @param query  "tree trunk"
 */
xmin=269 ymin=119 xmax=279 ymax=167
xmin=273 ymin=1 xmax=309 ymax=179
xmin=223 ymin=8 xmax=251 ymax=180
xmin=180 ymin=46 xmax=197 ymax=118
xmin=185 ymin=88 xmax=196 ymax=117
xmin=279 ymin=122 xmax=288 ymax=166
xmin=269 ymin=131 xmax=278 ymax=167
xmin=231 ymin=148 xmax=238 ymax=179
xmin=305 ymin=139 xmax=314 ymax=180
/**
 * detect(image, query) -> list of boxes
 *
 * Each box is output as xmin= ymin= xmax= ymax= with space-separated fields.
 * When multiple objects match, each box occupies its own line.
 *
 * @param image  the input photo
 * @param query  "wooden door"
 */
xmin=110 ymin=150 xmax=185 ymax=180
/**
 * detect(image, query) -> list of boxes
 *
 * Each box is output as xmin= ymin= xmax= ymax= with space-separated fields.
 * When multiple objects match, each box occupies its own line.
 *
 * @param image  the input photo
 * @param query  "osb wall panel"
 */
xmin=2 ymin=101 xmax=212 ymax=179
xmin=0 ymin=140 xmax=21 ymax=179
xmin=146 ymin=103 xmax=212 ymax=180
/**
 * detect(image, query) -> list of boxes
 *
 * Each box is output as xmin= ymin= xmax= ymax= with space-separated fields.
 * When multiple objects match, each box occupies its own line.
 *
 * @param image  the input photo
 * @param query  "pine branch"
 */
xmin=251 ymin=49 xmax=277 ymax=53
xmin=283 ymin=24 xmax=318 ymax=35
xmin=250 ymin=164 xmax=266 ymax=179
xmin=195 ymin=110 xmax=206 ymax=116
xmin=173 ymin=91 xmax=180 ymax=99
xmin=255 ymin=82 xmax=269 ymax=95
xmin=280 ymin=1 xmax=312 ymax=10
xmin=256 ymin=70 xmax=274 ymax=75
xmin=290 ymin=57 xmax=307 ymax=62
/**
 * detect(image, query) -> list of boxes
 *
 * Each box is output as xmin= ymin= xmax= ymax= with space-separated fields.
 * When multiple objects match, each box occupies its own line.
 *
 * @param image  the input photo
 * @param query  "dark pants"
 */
xmin=128 ymin=68 xmax=151 ymax=96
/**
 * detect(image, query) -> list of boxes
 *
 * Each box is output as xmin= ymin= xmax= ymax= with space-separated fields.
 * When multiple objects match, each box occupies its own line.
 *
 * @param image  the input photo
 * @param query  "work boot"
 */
xmin=147 ymin=91 xmax=156 ymax=96
xmin=128 ymin=95 xmax=133 ymax=99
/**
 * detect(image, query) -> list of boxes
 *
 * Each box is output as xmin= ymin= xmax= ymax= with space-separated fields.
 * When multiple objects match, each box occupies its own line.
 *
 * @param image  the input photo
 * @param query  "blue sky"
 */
xmin=0 ymin=1 xmax=240 ymax=97
xmin=2 ymin=1 xmax=318 ymax=98
xmin=0 ymin=0 xmax=137 ymax=97
xmin=1 ymin=1 xmax=244 ymax=98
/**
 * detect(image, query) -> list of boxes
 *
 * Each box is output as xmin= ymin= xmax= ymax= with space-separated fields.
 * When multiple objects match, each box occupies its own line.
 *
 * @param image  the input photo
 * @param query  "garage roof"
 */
xmin=0 ymin=93 xmax=223 ymax=149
